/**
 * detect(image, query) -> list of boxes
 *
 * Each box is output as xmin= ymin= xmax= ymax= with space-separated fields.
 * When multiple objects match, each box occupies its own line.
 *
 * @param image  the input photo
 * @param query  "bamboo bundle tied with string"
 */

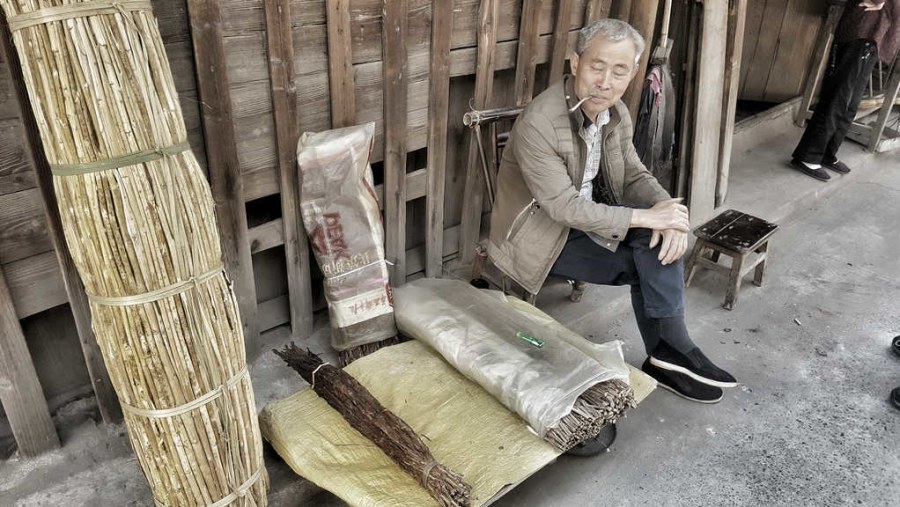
xmin=0 ymin=1 xmax=266 ymax=505
xmin=274 ymin=343 xmax=472 ymax=507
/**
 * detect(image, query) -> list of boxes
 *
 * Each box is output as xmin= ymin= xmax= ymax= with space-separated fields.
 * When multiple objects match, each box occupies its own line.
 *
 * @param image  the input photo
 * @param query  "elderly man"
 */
xmin=487 ymin=19 xmax=736 ymax=403
xmin=792 ymin=0 xmax=900 ymax=180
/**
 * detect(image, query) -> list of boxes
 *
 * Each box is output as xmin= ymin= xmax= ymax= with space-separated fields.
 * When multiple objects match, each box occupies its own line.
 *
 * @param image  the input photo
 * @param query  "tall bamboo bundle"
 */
xmin=0 ymin=1 xmax=267 ymax=505
xmin=274 ymin=343 xmax=472 ymax=507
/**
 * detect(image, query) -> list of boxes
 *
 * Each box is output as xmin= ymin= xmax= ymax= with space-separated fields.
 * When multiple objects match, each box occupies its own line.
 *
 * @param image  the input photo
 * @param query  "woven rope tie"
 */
xmin=49 ymin=141 xmax=191 ymax=176
xmin=6 ymin=0 xmax=153 ymax=32
xmin=310 ymin=363 xmax=329 ymax=390
xmin=120 ymin=368 xmax=248 ymax=419
xmin=153 ymin=465 xmax=265 ymax=507
xmin=85 ymin=266 xmax=223 ymax=307
xmin=421 ymin=459 xmax=438 ymax=485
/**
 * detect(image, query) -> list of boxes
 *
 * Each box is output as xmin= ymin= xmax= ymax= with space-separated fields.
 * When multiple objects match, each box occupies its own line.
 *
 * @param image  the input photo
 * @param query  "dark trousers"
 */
xmin=793 ymin=39 xmax=878 ymax=165
xmin=549 ymin=228 xmax=694 ymax=355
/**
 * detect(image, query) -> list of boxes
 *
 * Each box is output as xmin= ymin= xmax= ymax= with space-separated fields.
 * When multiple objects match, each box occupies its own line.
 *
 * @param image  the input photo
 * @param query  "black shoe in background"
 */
xmin=650 ymin=342 xmax=738 ymax=388
xmin=892 ymin=335 xmax=900 ymax=357
xmin=642 ymin=359 xmax=723 ymax=404
xmin=891 ymin=387 xmax=900 ymax=411
xmin=790 ymin=159 xmax=831 ymax=181
xmin=823 ymin=159 xmax=851 ymax=174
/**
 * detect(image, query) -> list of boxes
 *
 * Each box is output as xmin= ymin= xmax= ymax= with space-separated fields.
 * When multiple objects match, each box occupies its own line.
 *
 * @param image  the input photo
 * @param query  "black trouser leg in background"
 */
xmin=792 ymin=39 xmax=878 ymax=165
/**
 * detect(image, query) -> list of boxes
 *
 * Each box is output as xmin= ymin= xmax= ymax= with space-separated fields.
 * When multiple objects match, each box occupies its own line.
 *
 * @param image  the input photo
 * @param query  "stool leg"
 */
xmin=724 ymin=253 xmax=745 ymax=311
xmin=684 ymin=240 xmax=705 ymax=287
xmin=570 ymin=280 xmax=587 ymax=302
xmin=753 ymin=242 xmax=769 ymax=287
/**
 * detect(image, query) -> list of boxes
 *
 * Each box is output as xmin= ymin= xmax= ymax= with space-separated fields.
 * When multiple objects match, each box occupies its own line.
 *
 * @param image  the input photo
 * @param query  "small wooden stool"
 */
xmin=684 ymin=210 xmax=778 ymax=311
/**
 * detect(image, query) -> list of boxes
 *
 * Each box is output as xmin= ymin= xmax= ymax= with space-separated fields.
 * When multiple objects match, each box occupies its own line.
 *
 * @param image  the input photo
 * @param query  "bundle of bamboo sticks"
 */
xmin=274 ymin=343 xmax=472 ymax=507
xmin=0 ymin=1 xmax=266 ymax=505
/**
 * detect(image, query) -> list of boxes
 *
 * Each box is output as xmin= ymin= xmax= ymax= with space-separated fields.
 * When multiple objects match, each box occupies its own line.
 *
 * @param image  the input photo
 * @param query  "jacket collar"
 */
xmin=562 ymin=74 xmax=622 ymax=132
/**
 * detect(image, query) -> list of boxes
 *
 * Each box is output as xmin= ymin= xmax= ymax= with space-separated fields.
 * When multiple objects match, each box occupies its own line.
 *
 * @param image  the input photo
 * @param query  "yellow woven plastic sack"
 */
xmin=260 ymin=339 xmax=655 ymax=506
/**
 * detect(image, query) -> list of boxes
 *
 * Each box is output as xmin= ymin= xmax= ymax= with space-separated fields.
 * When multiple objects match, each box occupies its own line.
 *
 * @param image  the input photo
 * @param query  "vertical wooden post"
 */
xmin=689 ymin=0 xmax=728 ymax=224
xmin=515 ymin=0 xmax=544 ymax=106
xmin=676 ymin=0 xmax=700 ymax=199
xmin=382 ymin=0 xmax=409 ymax=284
xmin=0 ymin=264 xmax=60 ymax=456
xmin=621 ymin=0 xmax=659 ymax=121
xmin=716 ymin=0 xmax=748 ymax=207
xmin=0 ymin=18 xmax=121 ymax=423
xmin=459 ymin=0 xmax=498 ymax=265
xmin=264 ymin=0 xmax=314 ymax=338
xmin=326 ymin=0 xmax=356 ymax=128
xmin=585 ymin=0 xmax=611 ymax=23
xmin=187 ymin=0 xmax=259 ymax=343
xmin=549 ymin=0 xmax=575 ymax=84
xmin=426 ymin=0 xmax=454 ymax=278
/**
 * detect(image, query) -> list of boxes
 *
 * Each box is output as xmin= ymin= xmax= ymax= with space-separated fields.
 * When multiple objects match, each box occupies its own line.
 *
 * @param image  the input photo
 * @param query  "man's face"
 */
xmin=570 ymin=35 xmax=639 ymax=120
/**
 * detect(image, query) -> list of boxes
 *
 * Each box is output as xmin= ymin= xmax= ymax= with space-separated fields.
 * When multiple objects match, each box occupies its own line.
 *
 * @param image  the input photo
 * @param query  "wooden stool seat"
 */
xmin=684 ymin=209 xmax=778 ymax=310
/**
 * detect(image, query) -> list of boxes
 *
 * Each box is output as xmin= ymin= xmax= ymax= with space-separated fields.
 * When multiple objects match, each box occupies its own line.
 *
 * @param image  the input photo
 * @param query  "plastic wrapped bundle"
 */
xmin=394 ymin=278 xmax=635 ymax=451
xmin=297 ymin=123 xmax=399 ymax=365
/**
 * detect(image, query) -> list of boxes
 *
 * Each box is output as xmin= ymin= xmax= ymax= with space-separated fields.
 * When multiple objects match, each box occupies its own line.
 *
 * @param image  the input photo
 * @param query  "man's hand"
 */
xmin=631 ymin=198 xmax=690 ymax=232
xmin=649 ymin=228 xmax=689 ymax=265
xmin=860 ymin=1 xmax=885 ymax=11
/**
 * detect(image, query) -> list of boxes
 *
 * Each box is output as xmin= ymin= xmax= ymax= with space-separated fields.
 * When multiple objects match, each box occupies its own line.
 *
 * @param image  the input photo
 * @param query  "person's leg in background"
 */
xmin=822 ymin=40 xmax=879 ymax=172
xmin=792 ymin=40 xmax=877 ymax=180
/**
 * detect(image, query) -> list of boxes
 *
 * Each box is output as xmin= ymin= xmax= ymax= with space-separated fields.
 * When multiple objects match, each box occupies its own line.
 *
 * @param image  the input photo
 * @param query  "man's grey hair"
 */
xmin=575 ymin=18 xmax=645 ymax=62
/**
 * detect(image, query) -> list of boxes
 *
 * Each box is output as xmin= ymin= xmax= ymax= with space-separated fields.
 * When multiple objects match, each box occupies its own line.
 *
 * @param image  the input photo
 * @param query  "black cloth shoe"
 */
xmin=650 ymin=342 xmax=738 ymax=388
xmin=891 ymin=387 xmax=900 ymax=411
xmin=642 ymin=359 xmax=723 ymax=404
xmin=790 ymin=159 xmax=831 ymax=181
xmin=564 ymin=424 xmax=617 ymax=457
xmin=892 ymin=335 xmax=900 ymax=357
xmin=823 ymin=159 xmax=851 ymax=174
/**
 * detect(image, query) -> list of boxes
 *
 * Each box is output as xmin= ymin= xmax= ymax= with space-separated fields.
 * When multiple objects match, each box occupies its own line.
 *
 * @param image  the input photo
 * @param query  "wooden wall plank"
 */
xmin=689 ymin=0 xmax=728 ymax=224
xmin=382 ymin=0 xmax=410 ymax=284
xmin=0 ymin=264 xmax=59 ymax=457
xmin=0 ymin=21 xmax=122 ymax=423
xmin=0 ymin=120 xmax=37 ymax=195
xmin=425 ymin=0 xmax=453 ymax=278
xmin=762 ymin=0 xmax=825 ymax=101
xmin=459 ymin=0 xmax=499 ymax=265
xmin=549 ymin=0 xmax=576 ymax=83
xmin=3 ymin=252 xmax=66 ymax=319
xmin=716 ymin=0 xmax=749 ymax=206
xmin=0 ymin=189 xmax=52 ymax=265
xmin=739 ymin=0 xmax=789 ymax=100
xmin=738 ymin=0 xmax=767 ymax=98
xmin=264 ymin=0 xmax=314 ymax=338
xmin=585 ymin=0 xmax=610 ymax=24
xmin=326 ymin=0 xmax=357 ymax=127
xmin=515 ymin=0 xmax=544 ymax=106
xmin=187 ymin=0 xmax=259 ymax=343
